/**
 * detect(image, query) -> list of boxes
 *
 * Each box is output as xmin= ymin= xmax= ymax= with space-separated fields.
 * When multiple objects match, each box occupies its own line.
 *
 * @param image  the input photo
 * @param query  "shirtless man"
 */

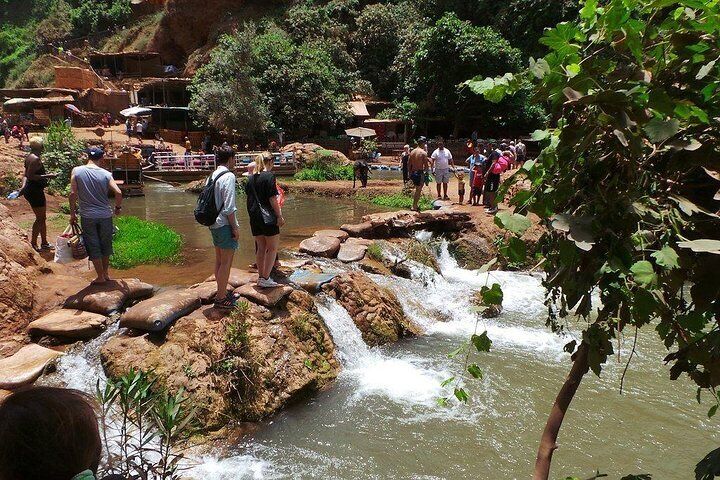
xmin=408 ymin=138 xmax=430 ymax=211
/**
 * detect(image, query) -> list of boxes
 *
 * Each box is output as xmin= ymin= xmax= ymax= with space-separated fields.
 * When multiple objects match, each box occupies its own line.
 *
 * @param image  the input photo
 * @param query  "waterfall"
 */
xmin=315 ymin=296 xmax=446 ymax=404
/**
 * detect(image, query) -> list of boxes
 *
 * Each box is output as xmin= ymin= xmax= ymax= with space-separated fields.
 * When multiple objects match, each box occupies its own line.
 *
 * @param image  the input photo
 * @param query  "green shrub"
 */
xmin=366 ymin=242 xmax=384 ymax=262
xmin=366 ymin=193 xmax=434 ymax=211
xmin=58 ymin=201 xmax=71 ymax=214
xmin=43 ymin=121 xmax=85 ymax=193
xmin=111 ymin=216 xmax=183 ymax=269
xmin=294 ymin=164 xmax=354 ymax=182
xmin=0 ymin=172 xmax=21 ymax=196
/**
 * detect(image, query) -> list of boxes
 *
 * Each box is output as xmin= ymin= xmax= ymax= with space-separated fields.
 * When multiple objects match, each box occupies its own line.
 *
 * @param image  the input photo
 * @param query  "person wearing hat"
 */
xmin=69 ymin=147 xmax=123 ymax=285
xmin=20 ymin=136 xmax=56 ymax=251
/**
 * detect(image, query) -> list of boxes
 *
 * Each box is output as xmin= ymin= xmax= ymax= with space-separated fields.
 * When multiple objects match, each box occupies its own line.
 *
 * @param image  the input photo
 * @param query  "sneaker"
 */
xmin=40 ymin=243 xmax=54 ymax=250
xmin=257 ymin=277 xmax=282 ymax=288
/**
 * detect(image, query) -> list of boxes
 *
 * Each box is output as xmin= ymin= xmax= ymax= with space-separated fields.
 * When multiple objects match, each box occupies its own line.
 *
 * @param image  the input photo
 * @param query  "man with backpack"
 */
xmin=195 ymin=145 xmax=239 ymax=310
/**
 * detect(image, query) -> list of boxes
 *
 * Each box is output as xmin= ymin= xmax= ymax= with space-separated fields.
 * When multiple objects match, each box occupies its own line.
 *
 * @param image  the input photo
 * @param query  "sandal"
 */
xmin=213 ymin=292 xmax=236 ymax=311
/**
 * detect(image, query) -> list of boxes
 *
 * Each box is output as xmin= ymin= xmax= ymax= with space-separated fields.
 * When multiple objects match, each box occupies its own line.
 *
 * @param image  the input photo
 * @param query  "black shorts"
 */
xmin=472 ymin=186 xmax=483 ymax=196
xmin=249 ymin=215 xmax=280 ymax=237
xmin=484 ymin=173 xmax=501 ymax=193
xmin=23 ymin=188 xmax=46 ymax=208
xmin=410 ymin=170 xmax=423 ymax=187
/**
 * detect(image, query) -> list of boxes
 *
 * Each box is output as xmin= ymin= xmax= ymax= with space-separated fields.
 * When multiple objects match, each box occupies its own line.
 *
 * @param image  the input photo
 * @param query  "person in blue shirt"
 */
xmin=465 ymin=146 xmax=486 ymax=204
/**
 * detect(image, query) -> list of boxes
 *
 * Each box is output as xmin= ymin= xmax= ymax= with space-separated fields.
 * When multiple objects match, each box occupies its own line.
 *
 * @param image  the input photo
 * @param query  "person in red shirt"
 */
xmin=471 ymin=163 xmax=485 ymax=206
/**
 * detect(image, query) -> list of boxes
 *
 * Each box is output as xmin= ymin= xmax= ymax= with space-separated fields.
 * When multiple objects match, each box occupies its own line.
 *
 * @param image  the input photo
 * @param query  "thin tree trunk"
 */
xmin=533 ymin=341 xmax=590 ymax=480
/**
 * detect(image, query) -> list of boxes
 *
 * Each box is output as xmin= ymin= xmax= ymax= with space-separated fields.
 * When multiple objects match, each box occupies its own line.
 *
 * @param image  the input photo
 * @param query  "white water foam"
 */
xmin=316 ymin=297 xmax=446 ymax=405
xmin=187 ymin=455 xmax=267 ymax=480
xmin=372 ymin=240 xmax=569 ymax=356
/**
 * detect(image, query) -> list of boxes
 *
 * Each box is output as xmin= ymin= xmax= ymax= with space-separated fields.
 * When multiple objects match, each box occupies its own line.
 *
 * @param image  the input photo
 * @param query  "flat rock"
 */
xmin=337 ymin=243 xmax=368 ymax=263
xmin=27 ymin=309 xmax=108 ymax=340
xmin=341 ymin=221 xmax=373 ymax=237
xmin=345 ymin=237 xmax=373 ymax=247
xmin=0 ymin=344 xmax=63 ymax=389
xmin=288 ymin=270 xmax=338 ymax=292
xmin=279 ymin=258 xmax=311 ymax=269
xmin=299 ymin=236 xmax=341 ymax=258
xmin=234 ymin=283 xmax=294 ymax=307
xmin=313 ymin=229 xmax=349 ymax=242
xmin=188 ymin=282 xmax=231 ymax=304
xmin=64 ymin=279 xmax=154 ymax=315
xmin=120 ymin=289 xmax=202 ymax=332
xmin=204 ymin=269 xmax=258 ymax=288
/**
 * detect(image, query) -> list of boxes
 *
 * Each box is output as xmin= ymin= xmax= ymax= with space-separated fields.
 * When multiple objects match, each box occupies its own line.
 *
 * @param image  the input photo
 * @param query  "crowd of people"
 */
xmin=401 ymin=136 xmax=526 ymax=214
xmin=1 ymin=116 xmax=31 ymax=148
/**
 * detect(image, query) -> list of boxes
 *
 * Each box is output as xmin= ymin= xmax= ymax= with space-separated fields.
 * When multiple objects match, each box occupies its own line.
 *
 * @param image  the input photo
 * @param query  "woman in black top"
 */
xmin=20 ymin=137 xmax=56 ymax=251
xmin=246 ymin=153 xmax=285 ymax=288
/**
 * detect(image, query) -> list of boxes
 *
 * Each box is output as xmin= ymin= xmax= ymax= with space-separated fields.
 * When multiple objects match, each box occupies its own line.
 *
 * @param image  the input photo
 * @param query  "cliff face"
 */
xmin=148 ymin=0 xmax=288 ymax=71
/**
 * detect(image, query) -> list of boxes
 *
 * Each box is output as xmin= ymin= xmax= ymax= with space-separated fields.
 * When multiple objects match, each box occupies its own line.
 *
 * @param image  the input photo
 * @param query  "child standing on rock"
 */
xmin=456 ymin=172 xmax=466 ymax=204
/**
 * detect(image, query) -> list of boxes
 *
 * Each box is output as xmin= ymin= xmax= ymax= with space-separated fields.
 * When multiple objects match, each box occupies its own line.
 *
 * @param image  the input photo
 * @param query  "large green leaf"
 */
xmin=471 ymin=331 xmax=492 ymax=352
xmin=479 ymin=283 xmax=504 ymax=306
xmin=494 ymin=211 xmax=532 ymax=236
xmin=651 ymin=246 xmax=680 ymax=269
xmin=644 ymin=117 xmax=680 ymax=143
xmin=631 ymin=260 xmax=657 ymax=286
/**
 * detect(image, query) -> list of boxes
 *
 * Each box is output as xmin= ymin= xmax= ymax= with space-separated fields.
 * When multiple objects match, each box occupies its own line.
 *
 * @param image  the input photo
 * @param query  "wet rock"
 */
xmin=358 ymin=258 xmax=391 ymax=276
xmin=234 ymin=283 xmax=294 ymax=307
xmin=101 ymin=290 xmax=339 ymax=429
xmin=313 ymin=229 xmax=349 ymax=242
xmin=299 ymin=236 xmax=341 ymax=258
xmin=322 ymin=271 xmax=422 ymax=346
xmin=204 ymin=269 xmax=258 ymax=288
xmin=27 ymin=309 xmax=108 ymax=340
xmin=450 ymin=232 xmax=496 ymax=270
xmin=337 ymin=243 xmax=367 ymax=263
xmin=288 ymin=270 xmax=338 ymax=292
xmin=279 ymin=258 xmax=311 ymax=269
xmin=0 ymin=344 xmax=63 ymax=389
xmin=120 ymin=289 xmax=202 ymax=332
xmin=341 ymin=210 xmax=472 ymax=239
xmin=64 ymin=279 xmax=155 ymax=315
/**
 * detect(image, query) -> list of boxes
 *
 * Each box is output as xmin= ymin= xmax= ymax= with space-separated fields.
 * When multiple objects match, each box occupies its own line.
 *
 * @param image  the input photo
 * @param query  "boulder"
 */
xmin=337 ymin=243 xmax=367 ymax=263
xmin=340 ymin=221 xmax=373 ymax=238
xmin=101 ymin=290 xmax=339 ymax=429
xmin=204 ymin=269 xmax=258 ymax=288
xmin=342 ymin=210 xmax=472 ymax=239
xmin=120 ymin=289 xmax=202 ymax=332
xmin=299 ymin=236 xmax=341 ymax=258
xmin=0 ymin=344 xmax=63 ymax=389
xmin=313 ymin=229 xmax=349 ymax=242
xmin=450 ymin=232 xmax=496 ymax=270
xmin=288 ymin=270 xmax=338 ymax=292
xmin=64 ymin=279 xmax=154 ymax=315
xmin=234 ymin=283 xmax=294 ymax=307
xmin=323 ymin=271 xmax=422 ymax=346
xmin=27 ymin=309 xmax=108 ymax=340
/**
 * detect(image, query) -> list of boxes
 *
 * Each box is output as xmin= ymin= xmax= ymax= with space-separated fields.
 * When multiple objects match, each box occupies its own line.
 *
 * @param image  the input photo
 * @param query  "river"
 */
xmin=119 ymin=183 xmax=389 ymax=285
xmin=45 ymin=186 xmax=718 ymax=479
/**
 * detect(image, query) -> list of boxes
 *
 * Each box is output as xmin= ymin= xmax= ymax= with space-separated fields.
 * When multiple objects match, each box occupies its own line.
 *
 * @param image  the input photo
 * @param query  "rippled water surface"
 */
xmin=47 ymin=189 xmax=719 ymax=478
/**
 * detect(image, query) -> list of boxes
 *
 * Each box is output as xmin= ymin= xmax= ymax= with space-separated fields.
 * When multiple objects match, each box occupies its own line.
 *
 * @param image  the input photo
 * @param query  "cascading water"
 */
xmin=40 ymin=233 xmax=719 ymax=479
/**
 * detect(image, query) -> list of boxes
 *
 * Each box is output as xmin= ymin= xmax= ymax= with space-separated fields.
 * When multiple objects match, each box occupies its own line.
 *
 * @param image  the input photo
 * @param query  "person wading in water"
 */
xmin=408 ymin=138 xmax=430 ymax=211
xmin=20 ymin=136 xmax=57 ymax=251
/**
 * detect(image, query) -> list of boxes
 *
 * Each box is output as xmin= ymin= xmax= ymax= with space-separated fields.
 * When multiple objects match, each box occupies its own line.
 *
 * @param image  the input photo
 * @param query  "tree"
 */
xmin=188 ymin=31 xmax=270 ymax=137
xmin=251 ymin=25 xmax=351 ymax=134
xmin=469 ymin=1 xmax=720 ymax=478
xmin=352 ymin=2 xmax=415 ymax=99
xmin=398 ymin=12 xmax=544 ymax=135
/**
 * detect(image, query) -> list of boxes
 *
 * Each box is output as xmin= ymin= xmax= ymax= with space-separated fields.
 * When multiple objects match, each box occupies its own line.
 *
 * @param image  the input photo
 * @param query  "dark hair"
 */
xmin=0 ymin=387 xmax=102 ymax=480
xmin=215 ymin=145 xmax=235 ymax=165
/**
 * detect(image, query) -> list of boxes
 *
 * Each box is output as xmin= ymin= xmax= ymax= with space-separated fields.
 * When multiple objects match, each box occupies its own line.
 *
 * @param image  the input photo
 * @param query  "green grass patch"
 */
xmin=294 ymin=164 xmax=354 ymax=182
xmin=111 ymin=216 xmax=183 ymax=269
xmin=366 ymin=242 xmax=384 ymax=262
xmin=359 ymin=193 xmax=434 ymax=212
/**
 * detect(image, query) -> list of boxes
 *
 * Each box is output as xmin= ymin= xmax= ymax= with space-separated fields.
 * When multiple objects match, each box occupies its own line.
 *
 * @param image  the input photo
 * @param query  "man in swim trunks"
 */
xmin=408 ymin=138 xmax=430 ymax=211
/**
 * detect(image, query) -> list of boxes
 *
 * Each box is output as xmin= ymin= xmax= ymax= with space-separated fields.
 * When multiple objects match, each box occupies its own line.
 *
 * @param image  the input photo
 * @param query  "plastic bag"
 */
xmin=54 ymin=226 xmax=74 ymax=264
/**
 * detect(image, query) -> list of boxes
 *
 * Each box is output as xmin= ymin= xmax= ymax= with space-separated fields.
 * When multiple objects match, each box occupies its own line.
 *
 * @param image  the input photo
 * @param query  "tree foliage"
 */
xmin=188 ymin=30 xmax=269 ymax=137
xmin=469 ymin=0 xmax=720 ymax=476
xmin=43 ymin=120 xmax=85 ymax=195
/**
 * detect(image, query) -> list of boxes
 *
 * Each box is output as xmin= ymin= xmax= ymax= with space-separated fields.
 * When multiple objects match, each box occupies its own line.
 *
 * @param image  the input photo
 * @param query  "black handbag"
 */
xmin=249 ymin=175 xmax=277 ymax=226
